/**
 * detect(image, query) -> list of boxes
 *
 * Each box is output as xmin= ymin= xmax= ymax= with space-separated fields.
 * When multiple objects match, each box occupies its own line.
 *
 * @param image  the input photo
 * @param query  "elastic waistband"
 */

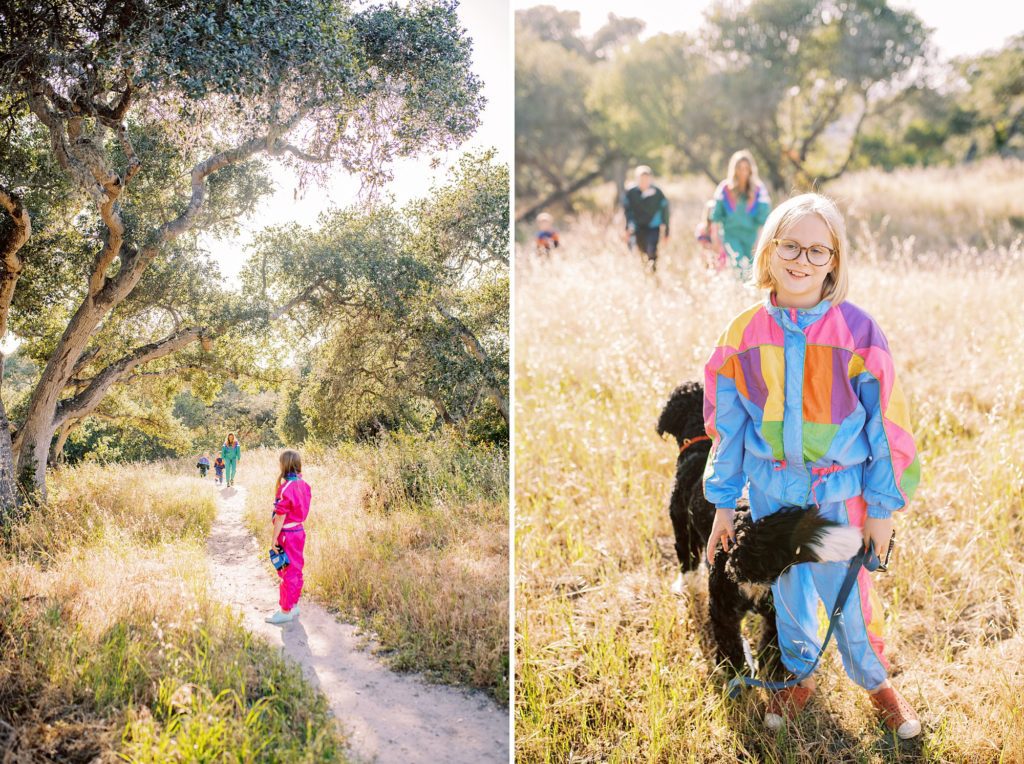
xmin=750 ymin=458 xmax=861 ymax=509
xmin=772 ymin=460 xmax=847 ymax=476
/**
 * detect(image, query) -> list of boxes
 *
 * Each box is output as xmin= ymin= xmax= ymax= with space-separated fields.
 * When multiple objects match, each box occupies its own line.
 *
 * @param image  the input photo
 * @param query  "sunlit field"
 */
xmin=0 ymin=463 xmax=344 ymax=762
xmin=240 ymin=433 xmax=510 ymax=702
xmin=515 ymin=161 xmax=1024 ymax=762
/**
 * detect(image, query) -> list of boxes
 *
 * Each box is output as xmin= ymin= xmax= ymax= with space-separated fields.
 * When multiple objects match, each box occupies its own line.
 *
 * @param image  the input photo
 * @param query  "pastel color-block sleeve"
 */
xmin=853 ymin=344 xmax=921 ymax=519
xmin=703 ymin=350 xmax=751 ymax=509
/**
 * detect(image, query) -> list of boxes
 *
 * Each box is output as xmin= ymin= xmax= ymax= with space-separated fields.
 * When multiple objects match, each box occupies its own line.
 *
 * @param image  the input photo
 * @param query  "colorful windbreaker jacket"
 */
xmin=274 ymin=473 xmax=311 ymax=525
xmin=702 ymin=297 xmax=920 ymax=519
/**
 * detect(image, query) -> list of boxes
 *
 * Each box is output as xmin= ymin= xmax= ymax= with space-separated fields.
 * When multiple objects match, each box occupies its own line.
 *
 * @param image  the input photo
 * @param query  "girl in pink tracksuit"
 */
xmin=265 ymin=450 xmax=311 ymax=624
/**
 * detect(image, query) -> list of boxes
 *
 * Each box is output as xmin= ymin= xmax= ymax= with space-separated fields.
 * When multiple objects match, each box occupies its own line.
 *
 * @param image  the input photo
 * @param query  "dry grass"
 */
xmin=537 ymin=156 xmax=1024 ymax=257
xmin=515 ymin=161 xmax=1024 ymax=762
xmin=0 ymin=462 xmax=346 ymax=762
xmin=238 ymin=433 xmax=510 ymax=702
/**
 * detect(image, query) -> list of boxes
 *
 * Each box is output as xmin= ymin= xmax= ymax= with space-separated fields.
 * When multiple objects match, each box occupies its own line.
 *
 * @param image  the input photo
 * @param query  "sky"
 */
xmin=204 ymin=0 xmax=512 ymax=285
xmin=511 ymin=0 xmax=1024 ymax=60
xmin=204 ymin=0 xmax=1023 ymax=283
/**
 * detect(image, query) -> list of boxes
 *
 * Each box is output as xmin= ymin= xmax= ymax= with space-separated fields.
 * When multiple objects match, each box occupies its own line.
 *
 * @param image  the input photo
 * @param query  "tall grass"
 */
xmin=0 ymin=462 xmax=346 ymax=762
xmin=515 ymin=161 xmax=1024 ymax=762
xmin=535 ymin=156 xmax=1024 ymax=257
xmin=239 ymin=431 xmax=510 ymax=702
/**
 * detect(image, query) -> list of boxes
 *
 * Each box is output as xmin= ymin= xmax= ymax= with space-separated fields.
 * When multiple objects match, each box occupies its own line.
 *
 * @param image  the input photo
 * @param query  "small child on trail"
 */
xmin=535 ymin=212 xmax=560 ymax=257
xmin=196 ymin=454 xmax=210 ymax=478
xmin=703 ymin=193 xmax=922 ymax=739
xmin=213 ymin=456 xmax=225 ymax=485
xmin=265 ymin=449 xmax=311 ymax=625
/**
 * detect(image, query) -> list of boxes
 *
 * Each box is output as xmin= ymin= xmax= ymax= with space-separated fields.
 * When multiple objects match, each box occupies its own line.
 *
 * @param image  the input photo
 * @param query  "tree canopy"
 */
xmin=0 ymin=0 xmax=485 ymax=509
xmin=515 ymin=0 xmax=1021 ymax=215
xmin=245 ymin=151 xmax=509 ymax=444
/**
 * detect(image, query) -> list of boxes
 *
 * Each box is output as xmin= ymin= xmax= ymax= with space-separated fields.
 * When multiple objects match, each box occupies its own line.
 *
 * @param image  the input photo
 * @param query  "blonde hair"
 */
xmin=277 ymin=449 xmax=303 ymax=493
xmin=634 ymin=164 xmax=652 ymax=179
xmin=750 ymin=193 xmax=850 ymax=306
xmin=726 ymin=149 xmax=761 ymax=195
xmin=536 ymin=212 xmax=553 ymax=226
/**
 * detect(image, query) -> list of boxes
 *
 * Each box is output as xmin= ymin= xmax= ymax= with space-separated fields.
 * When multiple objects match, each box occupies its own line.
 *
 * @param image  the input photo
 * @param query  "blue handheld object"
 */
xmin=864 ymin=540 xmax=881 ymax=572
xmin=270 ymin=545 xmax=290 ymax=571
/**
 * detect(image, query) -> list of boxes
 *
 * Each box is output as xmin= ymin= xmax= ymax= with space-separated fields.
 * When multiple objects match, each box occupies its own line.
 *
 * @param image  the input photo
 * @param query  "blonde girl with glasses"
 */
xmin=702 ymin=193 xmax=923 ymax=738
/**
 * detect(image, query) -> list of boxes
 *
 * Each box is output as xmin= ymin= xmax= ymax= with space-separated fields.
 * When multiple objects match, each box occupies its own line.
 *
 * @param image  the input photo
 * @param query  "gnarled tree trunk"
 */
xmin=0 ymin=185 xmax=31 ymax=517
xmin=434 ymin=302 xmax=509 ymax=425
xmin=11 ymin=87 xmax=294 ymax=499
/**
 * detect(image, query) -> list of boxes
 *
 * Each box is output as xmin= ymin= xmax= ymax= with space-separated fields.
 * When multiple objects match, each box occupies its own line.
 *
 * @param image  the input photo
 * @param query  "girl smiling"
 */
xmin=703 ymin=193 xmax=922 ymax=738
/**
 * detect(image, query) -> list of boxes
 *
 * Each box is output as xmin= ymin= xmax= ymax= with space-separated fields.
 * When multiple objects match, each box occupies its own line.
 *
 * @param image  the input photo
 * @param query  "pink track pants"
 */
xmin=276 ymin=528 xmax=305 ymax=611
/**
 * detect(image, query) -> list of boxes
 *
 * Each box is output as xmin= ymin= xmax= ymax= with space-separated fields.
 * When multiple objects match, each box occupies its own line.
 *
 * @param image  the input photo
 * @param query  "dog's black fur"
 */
xmin=658 ymin=380 xmax=860 ymax=675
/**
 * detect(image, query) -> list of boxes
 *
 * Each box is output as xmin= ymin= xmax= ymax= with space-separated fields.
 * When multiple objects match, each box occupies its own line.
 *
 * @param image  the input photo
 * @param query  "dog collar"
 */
xmin=679 ymin=435 xmax=711 ymax=455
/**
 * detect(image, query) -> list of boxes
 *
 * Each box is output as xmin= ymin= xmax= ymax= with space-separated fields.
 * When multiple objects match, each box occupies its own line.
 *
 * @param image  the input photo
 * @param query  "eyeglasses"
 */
xmin=772 ymin=238 xmax=835 ymax=267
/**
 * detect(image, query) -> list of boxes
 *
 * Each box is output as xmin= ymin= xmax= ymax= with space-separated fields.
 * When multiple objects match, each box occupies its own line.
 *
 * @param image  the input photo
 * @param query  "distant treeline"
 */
xmin=515 ymin=1 xmax=1024 ymax=218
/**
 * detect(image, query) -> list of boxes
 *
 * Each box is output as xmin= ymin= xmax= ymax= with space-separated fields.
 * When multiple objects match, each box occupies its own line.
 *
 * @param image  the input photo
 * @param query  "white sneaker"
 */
xmin=265 ymin=609 xmax=295 ymax=624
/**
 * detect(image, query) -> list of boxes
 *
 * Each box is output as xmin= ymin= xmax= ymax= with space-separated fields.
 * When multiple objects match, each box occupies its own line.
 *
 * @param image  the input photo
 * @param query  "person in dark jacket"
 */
xmin=622 ymin=165 xmax=670 ymax=269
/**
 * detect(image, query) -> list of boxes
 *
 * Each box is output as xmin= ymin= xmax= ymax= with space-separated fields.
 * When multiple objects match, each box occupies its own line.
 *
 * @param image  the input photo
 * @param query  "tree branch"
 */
xmin=270 ymin=140 xmax=333 ymax=164
xmin=0 ymin=184 xmax=32 ymax=339
xmin=53 ymin=326 xmax=203 ymax=428
xmin=515 ymin=163 xmax=611 ymax=223
xmin=25 ymin=92 xmax=107 ymax=202
xmin=799 ymin=86 xmax=847 ymax=162
xmin=434 ymin=301 xmax=508 ymax=424
xmin=815 ymin=96 xmax=870 ymax=184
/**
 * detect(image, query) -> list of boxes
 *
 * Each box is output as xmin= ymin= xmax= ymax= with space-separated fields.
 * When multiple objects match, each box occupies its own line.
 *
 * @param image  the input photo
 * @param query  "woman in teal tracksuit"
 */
xmin=710 ymin=149 xmax=772 ymax=278
xmin=222 ymin=432 xmax=241 ymax=487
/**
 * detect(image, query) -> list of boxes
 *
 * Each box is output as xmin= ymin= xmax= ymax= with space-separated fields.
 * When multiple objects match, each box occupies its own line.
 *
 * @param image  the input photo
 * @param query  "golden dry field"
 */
xmin=515 ymin=160 xmax=1024 ymax=762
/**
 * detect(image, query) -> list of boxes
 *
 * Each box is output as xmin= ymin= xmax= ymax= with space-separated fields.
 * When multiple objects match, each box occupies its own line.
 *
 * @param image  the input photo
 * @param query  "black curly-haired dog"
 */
xmin=657 ymin=380 xmax=862 ymax=675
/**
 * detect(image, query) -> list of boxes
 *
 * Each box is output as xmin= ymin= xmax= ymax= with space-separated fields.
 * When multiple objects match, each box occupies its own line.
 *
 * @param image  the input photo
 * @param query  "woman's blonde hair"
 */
xmin=726 ymin=149 xmax=761 ymax=194
xmin=277 ymin=449 xmax=303 ymax=492
xmin=750 ymin=192 xmax=850 ymax=305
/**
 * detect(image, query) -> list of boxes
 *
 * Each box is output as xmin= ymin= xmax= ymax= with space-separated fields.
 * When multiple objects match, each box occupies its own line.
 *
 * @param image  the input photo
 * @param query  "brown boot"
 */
xmin=869 ymin=685 xmax=922 ymax=739
xmin=764 ymin=684 xmax=814 ymax=730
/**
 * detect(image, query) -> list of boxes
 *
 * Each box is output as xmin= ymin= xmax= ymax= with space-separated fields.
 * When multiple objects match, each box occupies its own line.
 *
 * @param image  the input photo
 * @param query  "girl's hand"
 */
xmin=706 ymin=507 xmax=736 ymax=565
xmin=862 ymin=516 xmax=894 ymax=560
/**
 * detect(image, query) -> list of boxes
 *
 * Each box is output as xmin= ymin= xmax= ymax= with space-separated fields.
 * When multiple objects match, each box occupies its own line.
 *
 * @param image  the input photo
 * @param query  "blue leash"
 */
xmin=726 ymin=543 xmax=880 ymax=699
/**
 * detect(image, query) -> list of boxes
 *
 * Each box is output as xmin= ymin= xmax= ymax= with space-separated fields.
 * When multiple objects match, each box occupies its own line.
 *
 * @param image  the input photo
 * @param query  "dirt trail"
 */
xmin=206 ymin=485 xmax=509 ymax=763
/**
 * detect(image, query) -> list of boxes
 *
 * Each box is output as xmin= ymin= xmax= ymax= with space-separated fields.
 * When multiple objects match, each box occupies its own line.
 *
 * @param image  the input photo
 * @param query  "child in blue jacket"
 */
xmin=703 ymin=193 xmax=922 ymax=738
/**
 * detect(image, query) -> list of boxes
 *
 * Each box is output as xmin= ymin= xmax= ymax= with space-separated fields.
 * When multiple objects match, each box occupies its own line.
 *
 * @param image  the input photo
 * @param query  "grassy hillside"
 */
xmin=515 ymin=161 xmax=1024 ymax=762
xmin=0 ymin=463 xmax=346 ymax=762
xmin=238 ymin=433 xmax=510 ymax=703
